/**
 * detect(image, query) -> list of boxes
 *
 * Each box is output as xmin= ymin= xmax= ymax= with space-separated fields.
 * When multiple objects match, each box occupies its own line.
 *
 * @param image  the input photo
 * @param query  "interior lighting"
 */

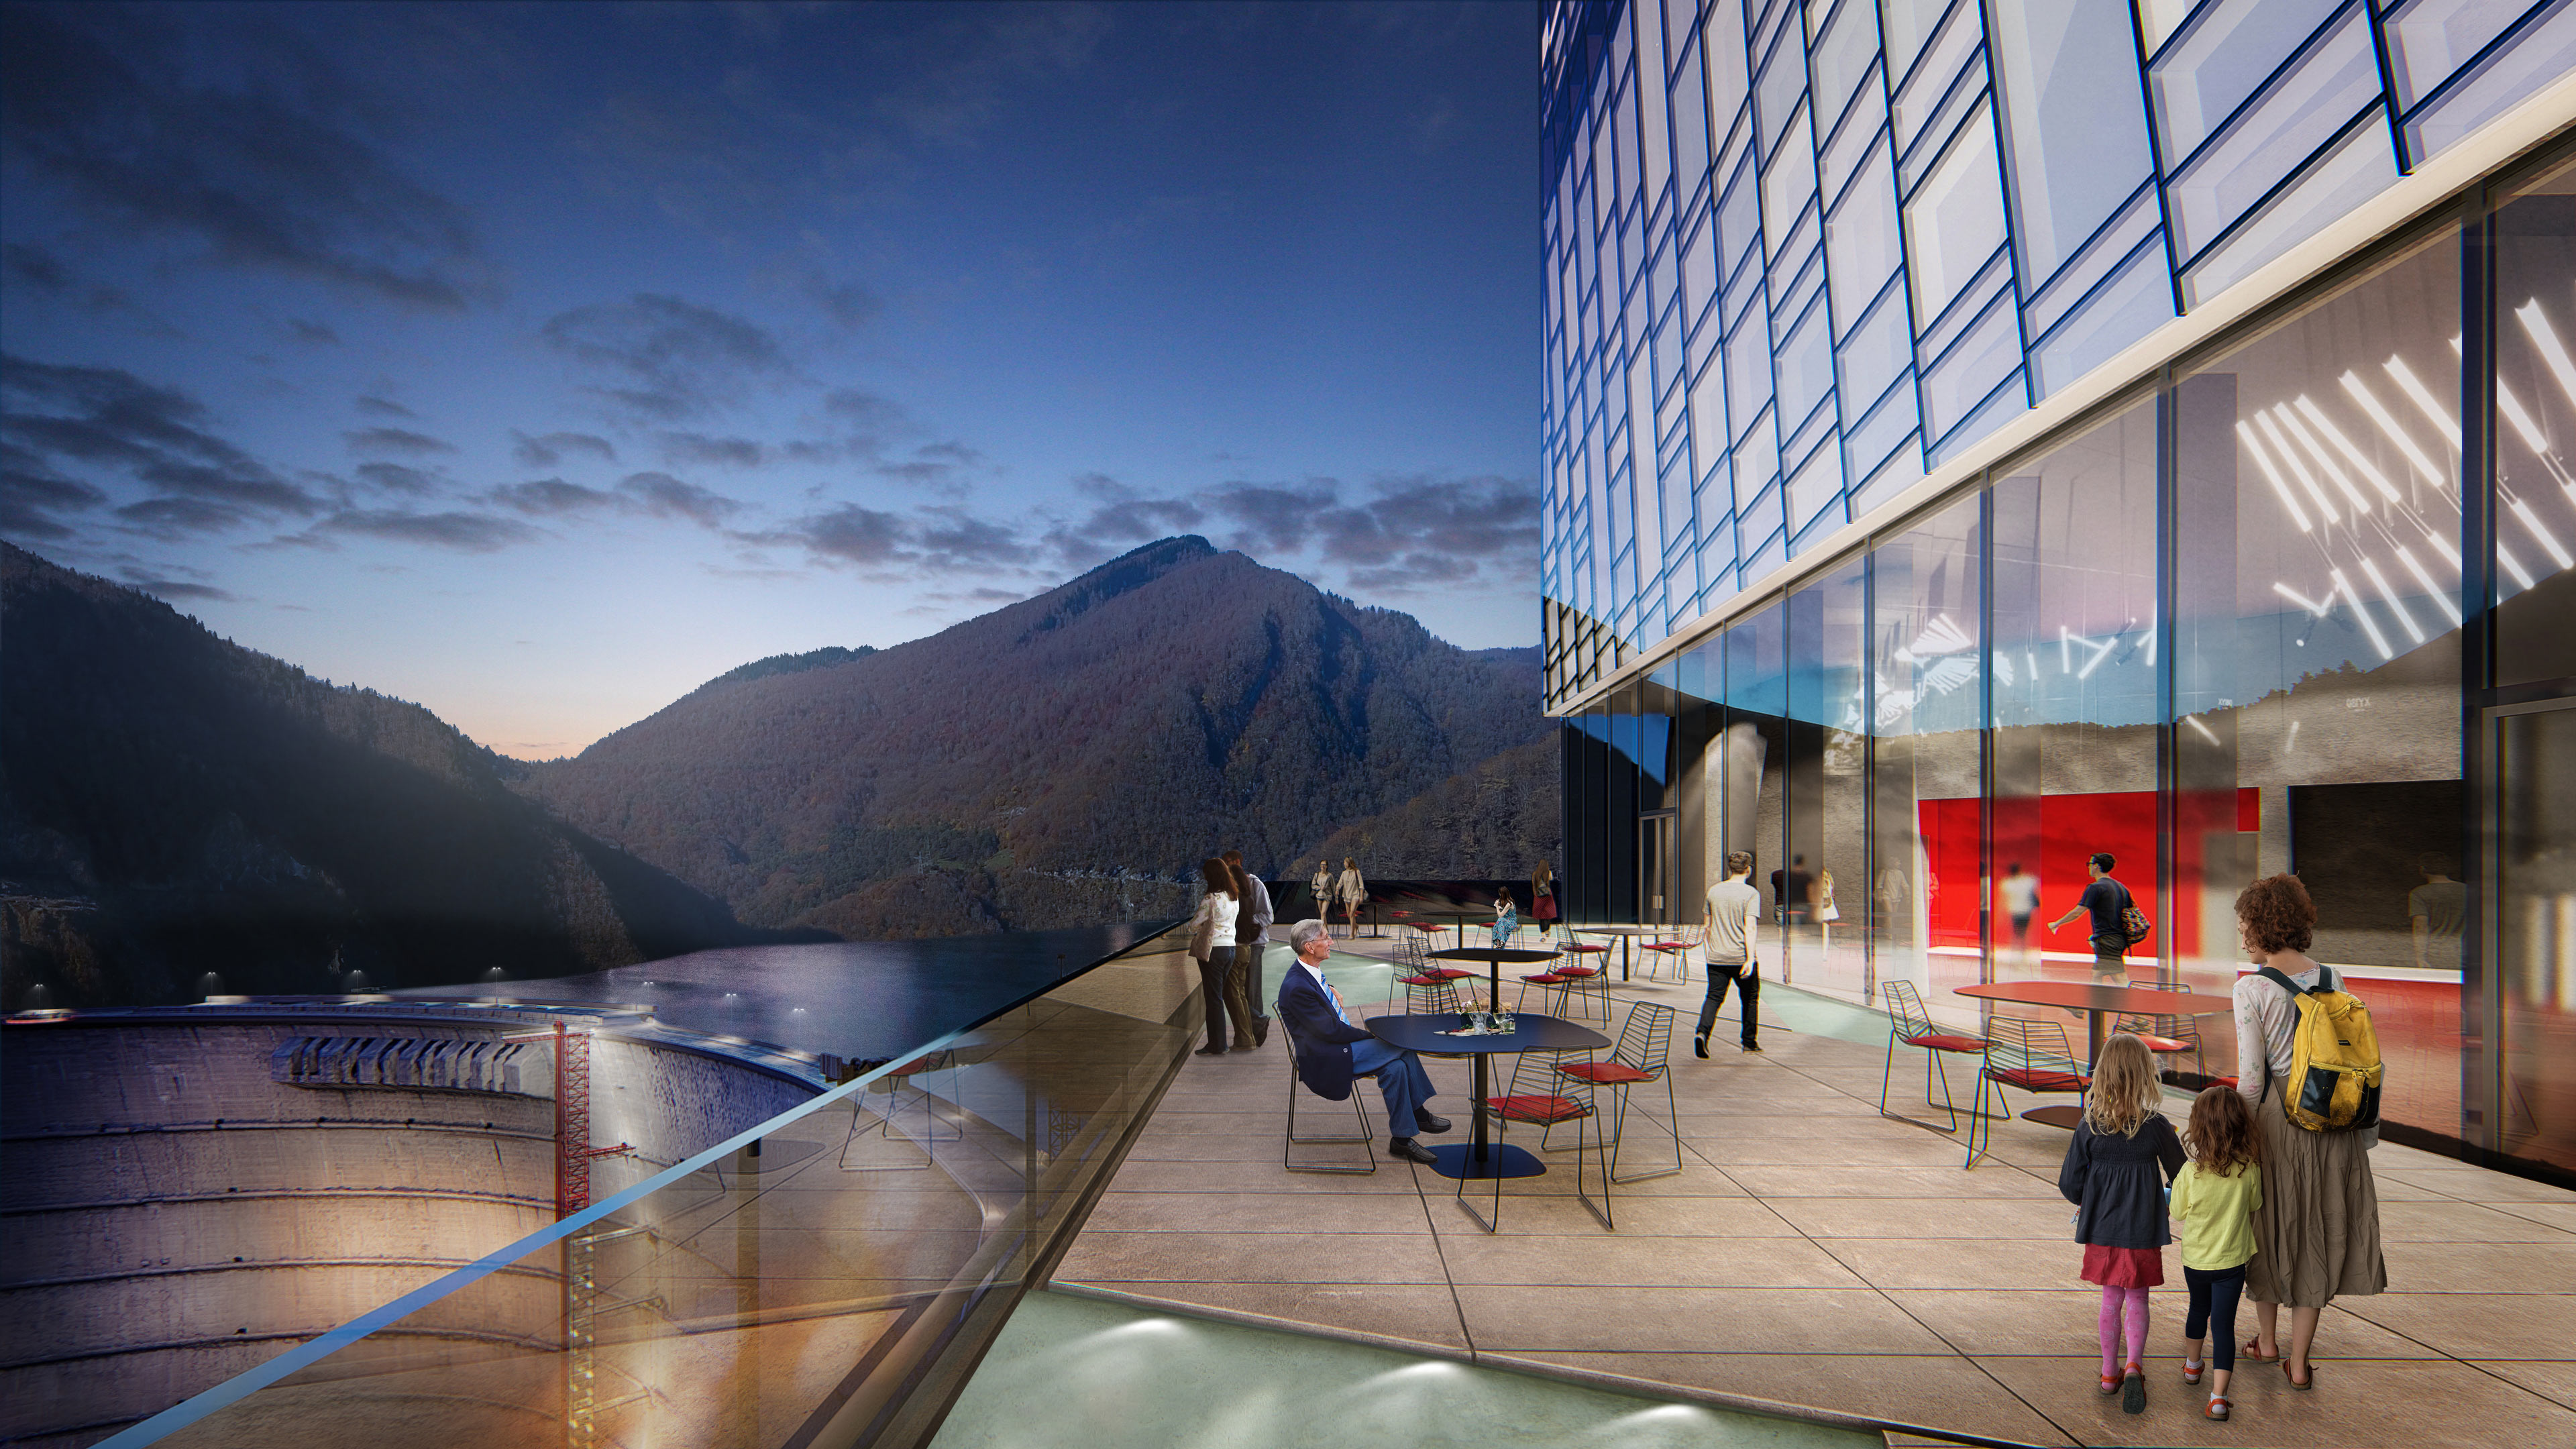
xmin=2239 ymin=421 xmax=2312 ymax=531
xmin=2508 ymin=496 xmax=2576 ymax=568
xmin=2275 ymin=404 xmax=2375 ymax=514
xmin=2257 ymin=411 xmax=2340 ymax=523
xmin=2419 ymin=520 xmax=2463 ymax=568
xmin=2500 ymin=541 xmax=2538 ymax=590
xmin=2341 ymin=371 xmax=2448 ymax=486
xmin=2294 ymin=396 xmax=2402 ymax=502
xmin=2332 ymin=569 xmax=2395 ymax=661
xmin=1909 ymin=613 xmax=1973 ymax=655
xmin=2272 ymin=581 xmax=2332 ymax=616
xmin=2520 ymin=300 xmax=2576 ymax=415
xmin=2355 ymin=555 xmax=2426 ymax=644
xmin=2385 ymin=356 xmax=2461 ymax=449
xmin=2186 ymin=714 xmax=2223 ymax=745
xmin=2451 ymin=335 xmax=2556 ymax=458
xmin=2394 ymin=545 xmax=2463 ymax=627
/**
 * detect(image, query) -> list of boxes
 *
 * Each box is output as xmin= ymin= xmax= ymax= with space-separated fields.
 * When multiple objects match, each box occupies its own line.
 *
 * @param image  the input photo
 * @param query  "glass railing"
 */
xmin=109 ymin=930 xmax=1199 ymax=1449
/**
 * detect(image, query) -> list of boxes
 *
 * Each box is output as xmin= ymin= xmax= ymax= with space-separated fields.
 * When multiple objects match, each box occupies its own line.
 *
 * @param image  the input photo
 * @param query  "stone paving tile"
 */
xmin=1055 ymin=1229 xmax=1448 ymax=1286
xmin=1454 ymin=1285 xmax=1951 ymax=1356
xmin=1434 ymin=1232 xmax=1868 ymax=1289
xmin=2479 ymin=1359 xmax=2576 ymax=1411
xmin=2332 ymin=1291 xmax=2576 ymax=1357
xmin=1060 ymin=1281 xmax=1473 ymax=1353
xmin=1980 ymin=1354 xmax=2573 ymax=1449
xmin=2372 ymin=1166 xmax=2576 ymax=1203
xmin=1878 ymin=1289 xmax=2444 ymax=1360
xmin=1489 ymin=1351 xmax=2066 ymax=1448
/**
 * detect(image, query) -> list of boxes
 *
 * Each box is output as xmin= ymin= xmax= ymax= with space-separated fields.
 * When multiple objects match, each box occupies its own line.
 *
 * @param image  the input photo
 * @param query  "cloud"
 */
xmin=1 ymin=354 xmax=322 ymax=534
xmin=0 ymin=439 xmax=109 ymax=539
xmin=761 ymin=502 xmax=910 ymax=566
xmin=354 ymin=395 xmax=417 ymax=419
xmin=113 ymin=496 xmax=252 ymax=539
xmin=619 ymin=470 xmax=740 ymax=527
xmin=511 ymin=429 xmax=616 ymax=468
xmin=659 ymin=431 xmax=765 ymax=468
xmin=315 ymin=507 xmax=540 ymax=551
xmin=488 ymin=478 xmax=620 ymax=517
xmin=287 ymin=318 xmax=341 ymax=345
xmin=914 ymin=504 xmax=1032 ymax=568
xmin=1040 ymin=473 xmax=1207 ymax=558
xmin=344 ymin=426 xmax=457 ymax=457
xmin=539 ymin=292 xmax=789 ymax=420
xmin=804 ymin=277 xmax=881 ymax=329
xmin=0 ymin=5 xmax=480 ymax=307
xmin=352 ymin=460 xmax=443 ymax=495
xmin=121 ymin=567 xmax=237 ymax=602
xmin=823 ymin=388 xmax=904 ymax=429
xmin=873 ymin=439 xmax=987 ymax=492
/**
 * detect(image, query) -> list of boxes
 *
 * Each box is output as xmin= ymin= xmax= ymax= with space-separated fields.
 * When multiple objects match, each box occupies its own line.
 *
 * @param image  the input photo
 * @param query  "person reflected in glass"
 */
xmin=2049 ymin=853 xmax=2137 ymax=983
xmin=1335 ymin=855 xmax=1367 ymax=938
xmin=1277 ymin=918 xmax=1449 ymax=1165
xmin=1490 ymin=888 xmax=1517 ymax=949
xmin=2002 ymin=861 xmax=2042 ymax=965
xmin=2231 ymin=873 xmax=2383 ymax=1389
xmin=1222 ymin=849 xmax=1271 ymax=1050
xmin=1697 ymin=850 xmax=1764 ymax=1058
xmin=2408 ymin=853 xmax=2465 ymax=973
xmin=1187 ymin=857 xmax=1249 ymax=1057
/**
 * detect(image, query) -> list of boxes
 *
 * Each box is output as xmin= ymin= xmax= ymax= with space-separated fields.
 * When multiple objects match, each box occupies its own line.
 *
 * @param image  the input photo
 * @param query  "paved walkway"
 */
xmin=1048 ymin=939 xmax=2576 ymax=1448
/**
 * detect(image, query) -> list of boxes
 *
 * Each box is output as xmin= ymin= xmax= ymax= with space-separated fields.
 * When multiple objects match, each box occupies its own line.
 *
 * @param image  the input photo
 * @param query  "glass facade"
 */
xmin=1546 ymin=0 xmax=2576 ymax=1180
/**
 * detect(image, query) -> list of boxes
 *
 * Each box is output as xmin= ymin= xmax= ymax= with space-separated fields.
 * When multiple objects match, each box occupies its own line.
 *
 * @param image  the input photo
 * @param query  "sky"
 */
xmin=0 ymin=0 xmax=1540 ymax=757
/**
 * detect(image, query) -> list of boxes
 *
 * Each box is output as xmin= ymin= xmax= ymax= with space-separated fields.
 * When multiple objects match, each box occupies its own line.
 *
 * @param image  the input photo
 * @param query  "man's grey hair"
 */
xmin=1287 ymin=918 xmax=1331 ymax=954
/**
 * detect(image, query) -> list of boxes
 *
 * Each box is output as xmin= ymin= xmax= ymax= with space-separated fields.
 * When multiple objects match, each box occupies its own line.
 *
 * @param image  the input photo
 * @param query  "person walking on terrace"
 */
xmin=1530 ymin=860 xmax=1558 ymax=922
xmin=2000 ymin=861 xmax=2041 ymax=963
xmin=1276 ymin=918 xmax=1450 ymax=1165
xmin=1697 ymin=851 xmax=1764 ymax=1058
xmin=2060 ymin=1032 xmax=2188 ymax=1415
xmin=2232 ymin=873 xmax=2384 ymax=1391
xmin=1334 ymin=856 xmax=1367 ymax=938
xmin=1185 ymin=858 xmax=1250 ymax=1057
xmin=1491 ymin=888 xmax=1518 ymax=949
xmin=1223 ymin=849 xmax=1273 ymax=1049
xmin=2049 ymin=852 xmax=2138 ymax=981
xmin=2172 ymin=1085 xmax=2264 ymax=1421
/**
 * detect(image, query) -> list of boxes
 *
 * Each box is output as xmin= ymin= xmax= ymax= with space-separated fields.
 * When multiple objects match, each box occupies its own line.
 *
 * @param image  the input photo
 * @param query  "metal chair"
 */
xmin=839 ymin=1051 xmax=958 ymax=1170
xmin=1638 ymin=924 xmax=1702 ymax=983
xmin=1280 ymin=1016 xmax=1376 ymax=1174
xmin=1513 ymin=967 xmax=1569 ymax=1013
xmin=1553 ymin=923 xmax=1613 ymax=971
xmin=1964 ymin=1018 xmax=2092 ymax=1167
xmin=1558 ymin=1001 xmax=1680 ymax=1183
xmin=2117 ymin=979 xmax=2208 ymax=1079
xmin=1877 ymin=981 xmax=1992 ymax=1131
xmin=1465 ymin=1046 xmax=1607 ymax=1230
xmin=1399 ymin=970 xmax=1466 ymax=1016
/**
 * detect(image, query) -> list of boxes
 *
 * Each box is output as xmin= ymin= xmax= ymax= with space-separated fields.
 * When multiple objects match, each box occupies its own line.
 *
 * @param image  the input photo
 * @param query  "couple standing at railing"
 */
xmin=1186 ymin=851 xmax=1274 ymax=1055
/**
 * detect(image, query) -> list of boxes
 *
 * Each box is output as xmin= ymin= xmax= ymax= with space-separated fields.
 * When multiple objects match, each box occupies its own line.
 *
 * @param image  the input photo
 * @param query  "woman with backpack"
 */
xmin=2230 ymin=873 xmax=2385 ymax=1390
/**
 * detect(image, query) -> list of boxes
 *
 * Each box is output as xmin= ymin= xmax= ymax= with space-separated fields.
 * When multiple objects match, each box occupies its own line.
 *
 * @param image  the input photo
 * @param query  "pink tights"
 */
xmin=2098 ymin=1286 xmax=2150 ymax=1375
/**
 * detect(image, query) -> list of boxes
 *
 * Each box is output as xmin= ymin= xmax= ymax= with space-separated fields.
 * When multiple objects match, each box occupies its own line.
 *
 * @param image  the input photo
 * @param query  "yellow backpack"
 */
xmin=2257 ymin=967 xmax=2383 ymax=1131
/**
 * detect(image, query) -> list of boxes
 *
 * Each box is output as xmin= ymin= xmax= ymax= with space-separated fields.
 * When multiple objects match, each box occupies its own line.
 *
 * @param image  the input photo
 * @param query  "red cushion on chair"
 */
xmin=2130 ymin=1034 xmax=2189 ymax=1053
xmin=1396 ymin=973 xmax=1444 ymax=986
xmin=1428 ymin=968 xmax=1475 ymax=980
xmin=1518 ymin=971 xmax=1567 ymax=984
xmin=1489 ymin=1093 xmax=1591 ymax=1124
xmin=1558 ymin=1061 xmax=1656 ymax=1084
xmin=1642 ymin=940 xmax=1688 ymax=951
xmin=1903 ymin=1032 xmax=1988 ymax=1053
xmin=1552 ymin=965 xmax=1599 ymax=978
xmin=1984 ymin=1067 xmax=2090 ymax=1092
xmin=890 ymin=1053 xmax=945 ymax=1075
xmin=1561 ymin=943 xmax=1611 ymax=954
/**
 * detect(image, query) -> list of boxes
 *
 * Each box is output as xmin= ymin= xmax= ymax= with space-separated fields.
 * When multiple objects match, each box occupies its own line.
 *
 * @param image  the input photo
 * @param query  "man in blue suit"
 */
xmin=1276 ymin=918 xmax=1449 ymax=1165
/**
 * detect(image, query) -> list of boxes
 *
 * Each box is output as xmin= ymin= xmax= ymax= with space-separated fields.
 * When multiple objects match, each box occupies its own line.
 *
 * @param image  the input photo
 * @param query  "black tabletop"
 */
xmin=1426 ymin=947 xmax=1562 ymax=964
xmin=1366 ymin=1012 xmax=1610 ymax=1055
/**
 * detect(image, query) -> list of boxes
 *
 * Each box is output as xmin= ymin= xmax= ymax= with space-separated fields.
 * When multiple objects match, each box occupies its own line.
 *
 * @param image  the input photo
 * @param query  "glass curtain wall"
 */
xmin=1786 ymin=553 xmax=1869 ymax=999
xmin=1988 ymin=400 xmax=2163 ymax=1002
xmin=1721 ymin=600 xmax=1789 ymax=977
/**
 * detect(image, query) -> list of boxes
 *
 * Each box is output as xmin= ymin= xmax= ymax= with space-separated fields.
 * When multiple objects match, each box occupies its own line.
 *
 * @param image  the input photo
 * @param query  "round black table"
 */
xmin=1367 ymin=1012 xmax=1610 ymax=1181
xmin=1426 ymin=946 xmax=1562 ymax=1012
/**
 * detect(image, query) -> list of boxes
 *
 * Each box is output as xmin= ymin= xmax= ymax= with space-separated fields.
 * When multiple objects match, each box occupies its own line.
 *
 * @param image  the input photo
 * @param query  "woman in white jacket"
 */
xmin=1335 ymin=857 xmax=1368 ymax=939
xmin=1188 ymin=857 xmax=1248 ymax=1055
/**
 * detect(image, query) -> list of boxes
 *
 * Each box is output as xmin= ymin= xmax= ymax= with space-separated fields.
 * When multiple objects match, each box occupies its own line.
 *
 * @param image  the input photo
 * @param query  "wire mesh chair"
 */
xmin=1876 ymin=981 xmax=1992 ymax=1131
xmin=839 ymin=1051 xmax=958 ymax=1170
xmin=1464 ymin=1045 xmax=1606 ymax=1230
xmin=1964 ymin=1018 xmax=2092 ymax=1167
xmin=1638 ymin=924 xmax=1702 ymax=983
xmin=2116 ymin=979 xmax=2208 ymax=1079
xmin=1552 ymin=923 xmax=1613 ymax=972
xmin=1280 ymin=1015 xmax=1376 ymax=1174
xmin=1399 ymin=970 xmax=1466 ymax=1016
xmin=1558 ymin=1000 xmax=1680 ymax=1183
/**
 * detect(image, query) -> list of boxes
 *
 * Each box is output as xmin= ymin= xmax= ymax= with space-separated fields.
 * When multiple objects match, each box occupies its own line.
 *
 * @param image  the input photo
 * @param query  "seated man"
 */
xmin=1275 ymin=918 xmax=1450 ymax=1165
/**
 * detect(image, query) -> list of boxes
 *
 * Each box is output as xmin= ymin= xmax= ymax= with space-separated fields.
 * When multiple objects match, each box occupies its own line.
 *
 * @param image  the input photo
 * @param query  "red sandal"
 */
xmin=2241 ymin=1337 xmax=2278 ymax=1361
xmin=2285 ymin=1359 xmax=2315 ymax=1390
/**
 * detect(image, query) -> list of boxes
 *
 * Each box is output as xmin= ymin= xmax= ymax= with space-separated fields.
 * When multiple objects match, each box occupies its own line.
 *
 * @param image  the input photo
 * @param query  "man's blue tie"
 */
xmin=1319 ymin=971 xmax=1350 ymax=1022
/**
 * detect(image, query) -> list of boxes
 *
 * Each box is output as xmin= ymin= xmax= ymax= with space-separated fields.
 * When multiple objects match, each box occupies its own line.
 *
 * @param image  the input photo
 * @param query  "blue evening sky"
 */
xmin=1 ymin=1 xmax=1537 ymax=756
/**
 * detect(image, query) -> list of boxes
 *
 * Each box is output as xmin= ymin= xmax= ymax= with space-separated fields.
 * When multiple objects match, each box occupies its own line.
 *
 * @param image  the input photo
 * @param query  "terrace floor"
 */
xmin=1046 ymin=935 xmax=2576 ymax=1448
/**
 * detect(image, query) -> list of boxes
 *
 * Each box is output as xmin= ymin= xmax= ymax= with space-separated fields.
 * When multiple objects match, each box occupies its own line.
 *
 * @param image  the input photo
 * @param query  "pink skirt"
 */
xmin=2081 ymin=1244 xmax=2164 ymax=1289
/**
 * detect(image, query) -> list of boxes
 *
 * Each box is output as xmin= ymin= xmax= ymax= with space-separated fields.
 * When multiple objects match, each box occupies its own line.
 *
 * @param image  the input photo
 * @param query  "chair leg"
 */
xmin=1285 ymin=1061 xmax=1377 ymax=1175
xmin=1574 ymin=1102 xmax=1611 ymax=1230
xmin=1609 ymin=1072 xmax=1681 ymax=1185
xmin=1878 ymin=1030 xmax=1900 ymax=1116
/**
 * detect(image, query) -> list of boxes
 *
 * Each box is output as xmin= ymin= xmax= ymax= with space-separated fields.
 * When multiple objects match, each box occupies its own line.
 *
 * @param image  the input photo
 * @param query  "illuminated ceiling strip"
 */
xmin=2332 ymin=570 xmax=2395 ymax=661
xmin=2515 ymin=300 xmax=2576 ymax=417
xmin=2394 ymin=546 xmax=2463 ymax=627
xmin=2356 ymin=555 xmax=2426 ymax=644
xmin=2418 ymin=520 xmax=2462 ymax=568
xmin=2294 ymin=395 xmax=2402 ymax=502
xmin=2452 ymin=334 xmax=2555 ymax=455
xmin=2385 ymin=356 xmax=2460 ymax=449
xmin=2238 ymin=419 xmax=2314 ymax=531
xmin=2498 ymin=541 xmax=2538 ymax=590
xmin=2271 ymin=581 xmax=2332 ymax=616
xmin=2508 ymin=496 xmax=2576 ymax=569
xmin=2257 ymin=409 xmax=2341 ymax=523
xmin=2340 ymin=372 xmax=2447 ymax=486
xmin=2185 ymin=714 xmax=2222 ymax=745
xmin=2275 ymin=403 xmax=2375 ymax=514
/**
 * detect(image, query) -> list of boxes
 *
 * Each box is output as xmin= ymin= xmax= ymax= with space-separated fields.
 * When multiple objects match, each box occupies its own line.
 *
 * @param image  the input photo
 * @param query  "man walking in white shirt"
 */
xmin=1699 ymin=851 xmax=1764 ymax=1057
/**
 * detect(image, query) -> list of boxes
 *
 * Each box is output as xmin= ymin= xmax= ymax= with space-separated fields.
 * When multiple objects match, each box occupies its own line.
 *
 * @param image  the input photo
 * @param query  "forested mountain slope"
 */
xmin=518 ymin=537 xmax=1552 ymax=936
xmin=0 ymin=543 xmax=768 ymax=1009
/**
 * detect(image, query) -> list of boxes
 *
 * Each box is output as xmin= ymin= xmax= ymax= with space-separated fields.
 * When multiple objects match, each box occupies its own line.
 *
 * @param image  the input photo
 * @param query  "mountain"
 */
xmin=517 ymin=537 xmax=1554 ymax=936
xmin=0 ymin=543 xmax=775 ymax=1010
xmin=1311 ymin=735 xmax=1562 ymax=879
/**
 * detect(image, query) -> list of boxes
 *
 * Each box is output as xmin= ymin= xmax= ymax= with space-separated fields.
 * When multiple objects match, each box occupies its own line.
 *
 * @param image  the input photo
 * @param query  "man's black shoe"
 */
xmin=1741 ymin=1042 xmax=1764 ymax=1053
xmin=1694 ymin=1035 xmax=1710 ymax=1059
xmin=1252 ymin=1017 xmax=1271 ymax=1048
xmin=1413 ymin=1110 xmax=1451 ymax=1134
xmin=1387 ymin=1136 xmax=1439 ymax=1165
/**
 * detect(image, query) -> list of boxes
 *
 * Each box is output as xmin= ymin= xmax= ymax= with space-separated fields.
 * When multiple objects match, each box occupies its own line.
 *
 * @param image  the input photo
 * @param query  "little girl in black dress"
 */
xmin=2059 ymin=1032 xmax=2186 ymax=1413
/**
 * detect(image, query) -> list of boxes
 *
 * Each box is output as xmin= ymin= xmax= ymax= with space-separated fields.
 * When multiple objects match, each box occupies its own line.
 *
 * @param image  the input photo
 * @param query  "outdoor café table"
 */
xmin=1367 ymin=1012 xmax=1611 ymax=1180
xmin=1426 ymin=946 xmax=1562 ymax=1012
xmin=1952 ymin=979 xmax=2235 ymax=1128
xmin=1570 ymin=924 xmax=1665 ymax=981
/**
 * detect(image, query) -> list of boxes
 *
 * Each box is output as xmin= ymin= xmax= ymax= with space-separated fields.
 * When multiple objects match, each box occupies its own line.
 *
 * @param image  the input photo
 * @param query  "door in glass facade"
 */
xmin=2491 ymin=700 xmax=2576 ymax=1175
